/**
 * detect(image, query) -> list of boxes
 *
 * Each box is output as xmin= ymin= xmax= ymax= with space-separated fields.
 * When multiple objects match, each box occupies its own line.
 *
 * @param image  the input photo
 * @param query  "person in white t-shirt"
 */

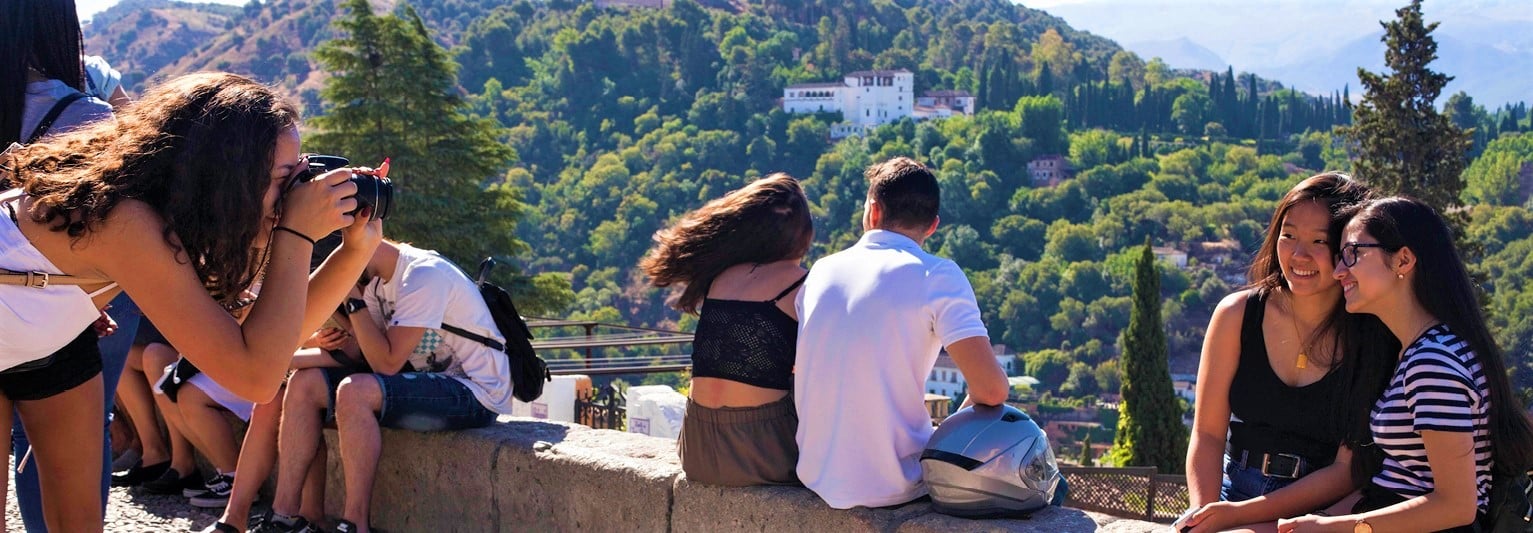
xmin=794 ymin=156 xmax=1010 ymax=510
xmin=263 ymin=239 xmax=513 ymax=533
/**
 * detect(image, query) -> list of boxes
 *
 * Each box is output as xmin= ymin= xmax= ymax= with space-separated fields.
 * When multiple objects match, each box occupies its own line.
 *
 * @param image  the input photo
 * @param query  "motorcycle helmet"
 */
xmin=920 ymin=404 xmax=1062 ymax=518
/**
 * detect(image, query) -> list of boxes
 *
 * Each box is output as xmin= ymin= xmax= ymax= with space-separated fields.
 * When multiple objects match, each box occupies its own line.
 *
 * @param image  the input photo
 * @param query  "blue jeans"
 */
xmin=1220 ymin=453 xmax=1299 ymax=502
xmin=368 ymin=372 xmax=495 ymax=432
xmin=13 ymin=293 xmax=140 ymax=532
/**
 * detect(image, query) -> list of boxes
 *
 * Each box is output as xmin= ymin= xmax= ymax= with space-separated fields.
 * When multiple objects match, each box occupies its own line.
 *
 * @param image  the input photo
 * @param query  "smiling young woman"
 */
xmin=1278 ymin=197 xmax=1533 ymax=533
xmin=1179 ymin=173 xmax=1399 ymax=533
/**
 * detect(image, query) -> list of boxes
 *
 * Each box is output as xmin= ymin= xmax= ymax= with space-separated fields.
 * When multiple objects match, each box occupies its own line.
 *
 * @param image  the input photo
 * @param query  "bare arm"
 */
xmin=86 ymin=171 xmax=371 ymax=403
xmin=289 ymin=347 xmax=345 ymax=370
xmin=1188 ymin=445 xmax=1358 ymax=532
xmin=1187 ymin=291 xmax=1247 ymax=508
xmin=107 ymin=85 xmax=131 ymax=109
xmin=948 ymin=336 xmax=1008 ymax=406
xmin=1286 ymin=430 xmax=1480 ymax=532
xmin=346 ymin=305 xmax=425 ymax=375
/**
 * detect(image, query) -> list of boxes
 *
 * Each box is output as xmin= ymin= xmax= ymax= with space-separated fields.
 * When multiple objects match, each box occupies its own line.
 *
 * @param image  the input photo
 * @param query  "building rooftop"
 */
xmin=845 ymin=69 xmax=913 ymax=77
xmin=923 ymin=89 xmax=973 ymax=98
xmin=787 ymin=81 xmax=848 ymax=89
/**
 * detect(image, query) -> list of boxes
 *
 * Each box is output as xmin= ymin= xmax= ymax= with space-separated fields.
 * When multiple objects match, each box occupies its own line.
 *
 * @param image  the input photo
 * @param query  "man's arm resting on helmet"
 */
xmin=948 ymin=336 xmax=1009 ymax=406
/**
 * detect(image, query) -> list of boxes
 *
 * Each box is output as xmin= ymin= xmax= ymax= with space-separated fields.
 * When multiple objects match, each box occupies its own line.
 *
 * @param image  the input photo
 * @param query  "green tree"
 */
xmin=1340 ymin=0 xmax=1471 ymax=214
xmin=308 ymin=0 xmax=570 ymax=312
xmin=1105 ymin=241 xmax=1187 ymax=472
xmin=1078 ymin=433 xmax=1095 ymax=466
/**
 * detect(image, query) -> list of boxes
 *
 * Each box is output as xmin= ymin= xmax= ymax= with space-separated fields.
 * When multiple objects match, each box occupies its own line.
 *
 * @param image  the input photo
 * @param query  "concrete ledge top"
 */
xmin=324 ymin=416 xmax=1160 ymax=532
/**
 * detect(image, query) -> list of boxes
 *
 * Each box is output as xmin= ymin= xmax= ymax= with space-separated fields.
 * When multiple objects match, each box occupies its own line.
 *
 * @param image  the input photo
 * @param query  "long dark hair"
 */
xmin=640 ymin=173 xmax=813 ymax=314
xmin=1247 ymin=172 xmax=1397 ymax=484
xmin=1 ymin=0 xmax=86 ymax=146
xmin=1348 ymin=197 xmax=1533 ymax=475
xmin=3 ymin=72 xmax=300 ymax=307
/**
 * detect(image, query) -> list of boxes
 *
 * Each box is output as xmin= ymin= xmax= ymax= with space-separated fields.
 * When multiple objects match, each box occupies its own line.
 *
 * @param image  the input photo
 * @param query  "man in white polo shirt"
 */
xmin=794 ymin=156 xmax=1010 ymax=509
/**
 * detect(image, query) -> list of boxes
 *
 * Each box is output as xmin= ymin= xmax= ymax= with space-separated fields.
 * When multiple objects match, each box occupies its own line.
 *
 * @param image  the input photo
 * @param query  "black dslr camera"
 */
xmin=291 ymin=154 xmax=394 ymax=221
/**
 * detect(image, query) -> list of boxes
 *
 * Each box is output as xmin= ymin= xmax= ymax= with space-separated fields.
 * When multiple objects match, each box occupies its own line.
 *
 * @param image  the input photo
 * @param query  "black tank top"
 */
xmin=1226 ymin=292 xmax=1346 ymax=465
xmin=689 ymin=274 xmax=806 ymax=391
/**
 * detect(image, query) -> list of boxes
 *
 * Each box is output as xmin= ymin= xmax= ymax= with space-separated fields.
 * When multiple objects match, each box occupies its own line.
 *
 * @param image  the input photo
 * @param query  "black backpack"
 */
xmin=1487 ymin=470 xmax=1533 ymax=533
xmin=440 ymin=258 xmax=550 ymax=403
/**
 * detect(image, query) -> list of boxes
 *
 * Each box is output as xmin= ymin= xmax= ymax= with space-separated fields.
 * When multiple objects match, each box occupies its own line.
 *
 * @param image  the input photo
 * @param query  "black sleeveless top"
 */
xmin=689 ymin=274 xmax=805 ymax=391
xmin=1226 ymin=292 xmax=1346 ymax=466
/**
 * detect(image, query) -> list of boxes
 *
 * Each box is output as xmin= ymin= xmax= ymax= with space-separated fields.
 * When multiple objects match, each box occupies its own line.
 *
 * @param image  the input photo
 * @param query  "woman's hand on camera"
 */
xmin=340 ymin=204 xmax=383 ymax=253
xmin=280 ymin=167 xmax=360 ymax=240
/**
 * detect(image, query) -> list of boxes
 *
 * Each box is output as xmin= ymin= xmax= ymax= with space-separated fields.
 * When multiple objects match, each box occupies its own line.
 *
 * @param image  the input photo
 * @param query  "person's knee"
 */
xmin=140 ymin=345 xmax=177 ymax=380
xmin=334 ymin=376 xmax=382 ymax=420
xmin=285 ymin=369 xmax=329 ymax=408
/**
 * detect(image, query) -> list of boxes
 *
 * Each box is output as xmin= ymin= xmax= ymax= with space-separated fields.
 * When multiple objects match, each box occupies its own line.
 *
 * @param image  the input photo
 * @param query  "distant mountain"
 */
xmin=1029 ymin=0 xmax=1533 ymax=108
xmin=1125 ymin=37 xmax=1227 ymax=71
xmin=81 ymin=0 xmax=243 ymax=92
xmin=1261 ymin=31 xmax=1533 ymax=108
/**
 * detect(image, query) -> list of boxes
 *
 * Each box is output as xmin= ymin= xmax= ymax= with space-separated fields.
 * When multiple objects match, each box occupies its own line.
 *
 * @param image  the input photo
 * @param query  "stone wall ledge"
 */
xmin=318 ymin=416 xmax=1160 ymax=532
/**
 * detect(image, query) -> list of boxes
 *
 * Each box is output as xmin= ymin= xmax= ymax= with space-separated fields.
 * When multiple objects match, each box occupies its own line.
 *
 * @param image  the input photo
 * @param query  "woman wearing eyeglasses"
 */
xmin=1179 ymin=173 xmax=1398 ymax=532
xmin=1275 ymin=197 xmax=1533 ymax=533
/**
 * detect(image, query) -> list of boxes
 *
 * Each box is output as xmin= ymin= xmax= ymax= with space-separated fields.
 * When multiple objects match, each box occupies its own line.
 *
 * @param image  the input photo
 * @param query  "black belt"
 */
xmin=1228 ymin=445 xmax=1316 ymax=479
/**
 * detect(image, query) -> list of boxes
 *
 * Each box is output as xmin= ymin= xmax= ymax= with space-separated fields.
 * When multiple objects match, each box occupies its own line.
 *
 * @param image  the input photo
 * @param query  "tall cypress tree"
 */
xmin=310 ymin=0 xmax=516 ymax=260
xmin=1340 ymin=0 xmax=1471 ymax=213
xmin=1106 ymin=241 xmax=1187 ymax=473
xmin=309 ymin=0 xmax=569 ymax=312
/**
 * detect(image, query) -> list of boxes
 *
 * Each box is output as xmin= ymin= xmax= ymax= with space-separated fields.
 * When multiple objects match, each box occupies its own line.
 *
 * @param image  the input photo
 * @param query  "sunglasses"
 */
xmin=1339 ymin=242 xmax=1391 ymax=267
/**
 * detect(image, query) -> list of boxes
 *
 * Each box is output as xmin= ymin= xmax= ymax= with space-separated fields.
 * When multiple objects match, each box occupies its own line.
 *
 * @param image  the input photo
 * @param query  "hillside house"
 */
xmin=1152 ymin=246 xmax=1190 ymax=269
xmin=782 ymin=70 xmax=924 ymax=139
xmin=925 ymin=345 xmax=1018 ymax=399
xmin=915 ymin=90 xmax=976 ymax=117
xmin=1028 ymin=154 xmax=1071 ymax=187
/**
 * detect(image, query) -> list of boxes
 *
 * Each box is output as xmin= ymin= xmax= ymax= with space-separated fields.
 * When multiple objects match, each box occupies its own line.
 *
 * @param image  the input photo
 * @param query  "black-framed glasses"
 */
xmin=1340 ymin=242 xmax=1390 ymax=267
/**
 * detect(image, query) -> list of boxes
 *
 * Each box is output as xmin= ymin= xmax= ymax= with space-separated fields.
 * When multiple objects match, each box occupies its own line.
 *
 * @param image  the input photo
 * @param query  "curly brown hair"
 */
xmin=2 ymin=72 xmax=300 ymax=306
xmin=639 ymin=173 xmax=813 ymax=314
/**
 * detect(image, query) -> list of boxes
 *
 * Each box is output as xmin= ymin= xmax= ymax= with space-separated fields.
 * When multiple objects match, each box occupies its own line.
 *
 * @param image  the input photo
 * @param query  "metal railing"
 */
xmin=575 ymin=383 xmax=626 ymax=431
xmin=1059 ymin=466 xmax=1189 ymax=523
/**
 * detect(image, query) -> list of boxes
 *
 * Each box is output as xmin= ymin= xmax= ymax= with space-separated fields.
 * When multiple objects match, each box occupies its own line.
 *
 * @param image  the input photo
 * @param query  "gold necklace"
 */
xmin=1289 ymin=303 xmax=1313 ymax=369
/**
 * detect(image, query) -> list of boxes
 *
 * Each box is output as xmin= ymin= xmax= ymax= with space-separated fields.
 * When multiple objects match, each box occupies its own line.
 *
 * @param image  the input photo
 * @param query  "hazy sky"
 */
xmin=77 ymin=0 xmax=244 ymax=20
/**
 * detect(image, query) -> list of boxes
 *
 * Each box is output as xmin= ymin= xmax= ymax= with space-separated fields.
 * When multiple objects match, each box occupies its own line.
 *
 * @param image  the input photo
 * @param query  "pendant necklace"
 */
xmin=1289 ymin=306 xmax=1312 ymax=369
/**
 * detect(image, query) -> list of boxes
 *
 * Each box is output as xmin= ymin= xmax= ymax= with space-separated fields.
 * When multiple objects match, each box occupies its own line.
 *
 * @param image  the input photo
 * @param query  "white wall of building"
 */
xmin=925 ymin=353 xmax=1018 ymax=399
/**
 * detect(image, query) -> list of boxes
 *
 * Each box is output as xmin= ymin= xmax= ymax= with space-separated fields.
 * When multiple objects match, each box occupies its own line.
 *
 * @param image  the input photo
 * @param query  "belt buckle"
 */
xmin=25 ymin=271 xmax=49 ymax=289
xmin=1261 ymin=453 xmax=1304 ymax=479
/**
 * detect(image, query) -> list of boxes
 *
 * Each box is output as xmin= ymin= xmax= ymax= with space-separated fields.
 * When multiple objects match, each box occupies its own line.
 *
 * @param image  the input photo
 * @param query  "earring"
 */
xmin=1397 ymin=273 xmax=1404 ymax=279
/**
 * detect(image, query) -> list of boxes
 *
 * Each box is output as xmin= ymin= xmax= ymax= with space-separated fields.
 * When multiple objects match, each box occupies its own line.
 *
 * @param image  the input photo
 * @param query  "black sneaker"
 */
xmin=252 ymin=514 xmax=321 ymax=533
xmin=110 ymin=460 xmax=170 ymax=487
xmin=188 ymin=473 xmax=234 ymax=508
xmin=195 ymin=521 xmax=240 ymax=533
xmin=332 ymin=519 xmax=359 ymax=533
xmin=141 ymin=468 xmax=203 ymax=496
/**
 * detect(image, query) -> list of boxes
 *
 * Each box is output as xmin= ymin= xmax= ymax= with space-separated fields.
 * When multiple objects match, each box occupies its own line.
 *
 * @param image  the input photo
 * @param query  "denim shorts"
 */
xmin=1221 ymin=453 xmax=1299 ymax=502
xmin=347 ymin=372 xmax=495 ymax=432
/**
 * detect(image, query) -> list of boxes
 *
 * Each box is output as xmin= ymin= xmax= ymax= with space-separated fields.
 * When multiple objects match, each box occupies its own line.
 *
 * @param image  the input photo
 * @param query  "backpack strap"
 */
xmin=441 ymin=323 xmax=505 ymax=353
xmin=766 ymin=273 xmax=809 ymax=304
xmin=26 ymin=93 xmax=87 ymax=144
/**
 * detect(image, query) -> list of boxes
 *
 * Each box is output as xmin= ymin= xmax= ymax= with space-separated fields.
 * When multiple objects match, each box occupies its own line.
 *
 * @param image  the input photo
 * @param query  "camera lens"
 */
xmin=350 ymin=175 xmax=393 ymax=221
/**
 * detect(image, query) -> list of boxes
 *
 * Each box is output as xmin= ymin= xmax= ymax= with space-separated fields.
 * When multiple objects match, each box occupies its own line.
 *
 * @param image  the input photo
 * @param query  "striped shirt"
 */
xmin=1370 ymin=324 xmax=1493 ymax=512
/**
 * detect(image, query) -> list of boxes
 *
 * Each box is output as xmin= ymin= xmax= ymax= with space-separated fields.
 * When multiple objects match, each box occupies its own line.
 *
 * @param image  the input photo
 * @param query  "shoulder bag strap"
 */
xmin=27 ymin=93 xmax=88 ymax=144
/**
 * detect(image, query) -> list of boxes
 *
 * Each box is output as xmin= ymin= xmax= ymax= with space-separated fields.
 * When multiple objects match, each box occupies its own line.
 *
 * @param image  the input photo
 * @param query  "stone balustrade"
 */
xmin=313 ymin=417 xmax=1161 ymax=532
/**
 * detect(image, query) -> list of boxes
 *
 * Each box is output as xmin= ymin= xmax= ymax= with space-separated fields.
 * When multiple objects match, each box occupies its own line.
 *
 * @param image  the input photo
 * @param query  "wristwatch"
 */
xmin=342 ymin=298 xmax=368 ymax=315
xmin=1353 ymin=518 xmax=1373 ymax=533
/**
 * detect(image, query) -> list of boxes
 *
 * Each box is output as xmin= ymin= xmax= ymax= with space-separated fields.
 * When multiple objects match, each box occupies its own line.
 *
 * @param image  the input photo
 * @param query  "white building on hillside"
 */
xmin=926 ymin=345 xmax=1018 ymax=399
xmin=783 ymin=69 xmax=915 ymax=139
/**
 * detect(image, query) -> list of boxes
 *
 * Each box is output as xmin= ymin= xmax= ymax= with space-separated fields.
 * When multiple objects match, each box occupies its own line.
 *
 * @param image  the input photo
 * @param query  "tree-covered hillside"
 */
xmin=82 ymin=0 xmax=1533 ymax=401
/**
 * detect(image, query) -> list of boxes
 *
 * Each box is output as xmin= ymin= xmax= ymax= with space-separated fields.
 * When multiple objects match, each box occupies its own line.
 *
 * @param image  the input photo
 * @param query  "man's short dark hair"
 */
xmin=865 ymin=157 xmax=940 ymax=230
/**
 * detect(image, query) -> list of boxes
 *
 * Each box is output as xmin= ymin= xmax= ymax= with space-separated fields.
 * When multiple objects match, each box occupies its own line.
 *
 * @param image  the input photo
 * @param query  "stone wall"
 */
xmin=319 ymin=417 xmax=1160 ymax=532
